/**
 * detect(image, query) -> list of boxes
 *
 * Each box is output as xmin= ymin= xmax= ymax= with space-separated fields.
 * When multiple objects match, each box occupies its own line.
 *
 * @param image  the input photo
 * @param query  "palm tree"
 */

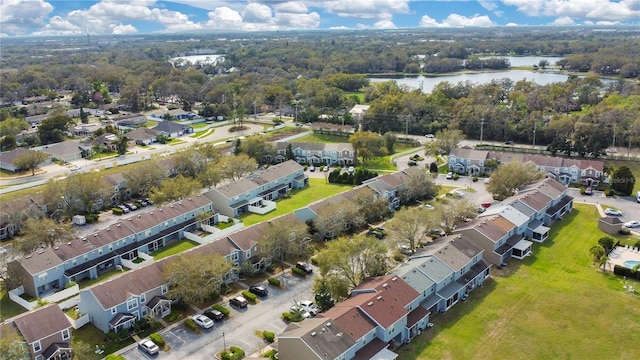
xmin=596 ymin=255 xmax=609 ymax=271
xmin=603 ymin=164 xmax=616 ymax=179
xmin=589 ymin=245 xmax=605 ymax=262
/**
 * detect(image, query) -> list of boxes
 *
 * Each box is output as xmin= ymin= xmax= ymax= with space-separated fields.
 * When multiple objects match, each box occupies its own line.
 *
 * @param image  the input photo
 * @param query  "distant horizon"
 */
xmin=1 ymin=1 xmax=638 ymax=37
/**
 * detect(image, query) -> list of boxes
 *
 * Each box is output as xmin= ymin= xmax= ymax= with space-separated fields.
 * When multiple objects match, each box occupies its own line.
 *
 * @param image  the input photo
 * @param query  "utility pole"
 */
xmin=612 ymin=124 xmax=616 ymax=148
xmin=480 ymin=118 xmax=485 ymax=145
xmin=533 ymin=124 xmax=536 ymax=149
xmin=405 ymin=114 xmax=411 ymax=140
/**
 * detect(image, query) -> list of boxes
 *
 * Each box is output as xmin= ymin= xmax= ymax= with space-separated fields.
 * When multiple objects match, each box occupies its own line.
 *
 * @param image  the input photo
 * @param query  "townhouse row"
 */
xmin=448 ymin=148 xmax=603 ymax=186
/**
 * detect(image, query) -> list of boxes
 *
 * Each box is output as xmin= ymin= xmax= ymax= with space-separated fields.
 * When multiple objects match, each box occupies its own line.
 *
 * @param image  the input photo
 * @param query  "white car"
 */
xmin=425 ymin=134 xmax=435 ymax=138
xmin=292 ymin=300 xmax=320 ymax=316
xmin=451 ymin=190 xmax=465 ymax=197
xmin=423 ymin=204 xmax=435 ymax=211
xmin=192 ymin=314 xmax=214 ymax=329
xmin=624 ymin=220 xmax=640 ymax=228
xmin=446 ymin=172 xmax=453 ymax=179
xmin=348 ymin=166 xmax=355 ymax=174
xmin=138 ymin=339 xmax=159 ymax=355
xmin=289 ymin=304 xmax=312 ymax=318
xmin=604 ymin=208 xmax=623 ymax=216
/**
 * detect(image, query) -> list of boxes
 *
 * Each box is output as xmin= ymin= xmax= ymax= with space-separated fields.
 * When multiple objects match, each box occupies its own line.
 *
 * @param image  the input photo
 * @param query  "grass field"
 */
xmin=239 ymin=178 xmax=352 ymax=226
xmin=152 ymin=240 xmax=199 ymax=260
xmin=295 ymin=133 xmax=352 ymax=143
xmin=397 ymin=203 xmax=640 ymax=360
xmin=0 ymin=284 xmax=27 ymax=321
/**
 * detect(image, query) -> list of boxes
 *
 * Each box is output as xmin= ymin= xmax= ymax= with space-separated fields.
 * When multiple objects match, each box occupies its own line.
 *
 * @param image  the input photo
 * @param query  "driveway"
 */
xmin=568 ymin=188 xmax=639 ymax=222
xmin=121 ymin=267 xmax=317 ymax=359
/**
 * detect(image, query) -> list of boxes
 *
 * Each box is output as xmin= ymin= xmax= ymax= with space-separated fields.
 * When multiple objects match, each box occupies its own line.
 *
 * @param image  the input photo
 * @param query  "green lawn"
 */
xmin=152 ymin=240 xmax=199 ymax=260
xmin=72 ymin=323 xmax=133 ymax=360
xmin=192 ymin=122 xmax=209 ymax=129
xmin=0 ymin=284 xmax=28 ymax=321
xmin=398 ymin=203 xmax=640 ymax=360
xmin=239 ymin=178 xmax=353 ymax=226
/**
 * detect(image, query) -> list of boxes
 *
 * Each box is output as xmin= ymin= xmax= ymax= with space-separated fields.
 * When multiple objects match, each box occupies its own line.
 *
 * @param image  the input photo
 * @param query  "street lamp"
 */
xmin=222 ymin=331 xmax=226 ymax=352
xmin=532 ymin=125 xmax=536 ymax=149
xmin=480 ymin=118 xmax=485 ymax=145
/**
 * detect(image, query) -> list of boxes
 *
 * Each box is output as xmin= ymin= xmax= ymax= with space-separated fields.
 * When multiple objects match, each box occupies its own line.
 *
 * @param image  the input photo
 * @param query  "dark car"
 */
xmin=203 ymin=309 xmax=224 ymax=321
xmin=124 ymin=202 xmax=138 ymax=211
xmin=504 ymin=140 xmax=513 ymax=145
xmin=296 ymin=262 xmax=313 ymax=274
xmin=145 ymin=197 xmax=154 ymax=205
xmin=249 ymin=284 xmax=268 ymax=297
xmin=136 ymin=199 xmax=148 ymax=207
xmin=229 ymin=296 xmax=248 ymax=308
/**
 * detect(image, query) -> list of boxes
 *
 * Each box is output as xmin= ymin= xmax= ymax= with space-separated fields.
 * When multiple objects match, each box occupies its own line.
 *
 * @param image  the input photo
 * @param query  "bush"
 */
xmin=212 ymin=304 xmax=230 ymax=317
xmin=618 ymin=228 xmax=631 ymax=235
xmin=64 ymin=281 xmax=77 ymax=288
xmin=606 ymin=189 xmax=615 ymax=197
xmin=262 ymin=349 xmax=278 ymax=360
xmin=282 ymin=311 xmax=304 ymax=322
xmin=580 ymin=186 xmax=586 ymax=195
xmin=472 ymin=176 xmax=478 ymax=182
xmin=452 ymin=173 xmax=460 ymax=180
xmin=166 ymin=311 xmax=179 ymax=322
xmin=150 ymin=333 xmax=165 ymax=347
xmin=310 ymin=257 xmax=319 ymax=265
xmin=291 ymin=266 xmax=307 ymax=276
xmin=634 ymin=240 xmax=640 ymax=249
xmin=184 ymin=318 xmax=198 ymax=331
xmin=613 ymin=265 xmax=640 ymax=280
xmin=242 ymin=290 xmax=257 ymax=302
xmin=262 ymin=330 xmax=275 ymax=343
xmin=85 ymin=213 xmax=99 ymax=223
xmin=267 ymin=277 xmax=281 ymax=287
xmin=112 ymin=207 xmax=123 ymax=215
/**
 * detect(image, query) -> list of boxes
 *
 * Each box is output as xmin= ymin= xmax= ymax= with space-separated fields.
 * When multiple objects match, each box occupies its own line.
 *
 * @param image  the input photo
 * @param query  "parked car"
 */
xmin=481 ymin=202 xmax=492 ymax=208
xmin=138 ymin=339 xmax=160 ymax=355
xmin=293 ymin=300 xmax=319 ymax=316
xmin=249 ymin=284 xmax=268 ymax=297
xmin=446 ymin=172 xmax=453 ymax=179
xmin=296 ymin=261 xmax=313 ymax=274
xmin=117 ymin=205 xmax=130 ymax=213
xmin=203 ymin=309 xmax=224 ymax=321
xmin=504 ymin=140 xmax=513 ymax=145
xmin=422 ymin=204 xmax=435 ymax=211
xmin=192 ymin=314 xmax=214 ymax=329
xmin=425 ymin=134 xmax=435 ymax=138
xmin=289 ymin=304 xmax=311 ymax=318
xmin=451 ymin=190 xmax=465 ymax=197
xmin=124 ymin=202 xmax=138 ymax=211
xmin=229 ymin=296 xmax=248 ymax=308
xmin=348 ymin=166 xmax=355 ymax=174
xmin=145 ymin=197 xmax=154 ymax=205
xmin=69 ymin=165 xmax=80 ymax=172
xmin=309 ymin=165 xmax=315 ymax=172
xmin=322 ymin=166 xmax=329 ymax=172
xmin=604 ymin=208 xmax=623 ymax=216
xmin=624 ymin=220 xmax=640 ymax=228
xmin=367 ymin=230 xmax=385 ymax=239
xmin=136 ymin=199 xmax=148 ymax=207
xmin=584 ymin=187 xmax=593 ymax=195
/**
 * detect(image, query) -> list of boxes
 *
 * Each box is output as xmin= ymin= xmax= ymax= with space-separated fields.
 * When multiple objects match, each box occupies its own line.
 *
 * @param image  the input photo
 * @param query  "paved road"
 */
xmin=120 ymin=266 xmax=317 ymax=360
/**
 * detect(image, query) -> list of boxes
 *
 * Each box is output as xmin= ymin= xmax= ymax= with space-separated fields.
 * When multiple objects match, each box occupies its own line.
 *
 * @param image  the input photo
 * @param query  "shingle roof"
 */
xmin=42 ymin=141 xmax=83 ymax=156
xmin=0 ymin=148 xmax=36 ymax=165
xmin=12 ymin=304 xmax=71 ymax=343
xmin=450 ymin=148 xmax=489 ymax=161
xmin=280 ymin=318 xmax=356 ymax=360
xmin=319 ymin=306 xmax=376 ymax=341
xmin=208 ymin=160 xmax=303 ymax=199
xmin=125 ymin=127 xmax=159 ymax=141
xmin=17 ymin=247 xmax=64 ymax=275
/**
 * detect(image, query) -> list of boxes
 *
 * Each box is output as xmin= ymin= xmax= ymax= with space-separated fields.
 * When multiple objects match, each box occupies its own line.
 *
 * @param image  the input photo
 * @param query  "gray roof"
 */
xmin=42 ymin=141 xmax=83 ymax=157
xmin=154 ymin=120 xmax=189 ymax=133
xmin=406 ymin=255 xmax=454 ymax=284
xmin=430 ymin=236 xmax=480 ymax=272
xmin=125 ymin=127 xmax=159 ymax=141
xmin=12 ymin=304 xmax=71 ymax=343
xmin=0 ymin=148 xmax=36 ymax=165
xmin=393 ymin=262 xmax=435 ymax=293
xmin=280 ymin=318 xmax=356 ymax=360
xmin=207 ymin=160 xmax=303 ymax=199
xmin=450 ymin=148 xmax=489 ymax=161
xmin=18 ymin=247 xmax=64 ymax=276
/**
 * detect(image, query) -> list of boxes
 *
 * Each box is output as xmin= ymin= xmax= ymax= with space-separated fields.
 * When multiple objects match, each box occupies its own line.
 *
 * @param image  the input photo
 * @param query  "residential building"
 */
xmin=447 ymin=148 xmax=603 ymax=185
xmin=153 ymin=120 xmax=193 ymax=137
xmin=310 ymin=122 xmax=356 ymax=136
xmin=0 ymin=194 xmax=47 ymax=240
xmin=349 ymin=104 xmax=370 ymax=124
xmin=124 ymin=127 xmax=159 ymax=145
xmin=598 ymin=216 xmax=623 ymax=235
xmin=0 ymin=148 xmax=50 ymax=172
xmin=111 ymin=113 xmax=147 ymax=127
xmin=204 ymin=160 xmax=307 ymax=217
xmin=72 ymin=123 xmax=102 ymax=136
xmin=274 ymin=142 xmax=356 ymax=166
xmin=453 ymin=215 xmax=523 ymax=266
xmin=78 ymin=261 xmax=172 ymax=333
xmin=363 ymin=172 xmax=408 ymax=211
xmin=8 ymin=196 xmax=213 ymax=298
xmin=4 ymin=304 xmax=73 ymax=360
xmin=39 ymin=141 xmax=85 ymax=163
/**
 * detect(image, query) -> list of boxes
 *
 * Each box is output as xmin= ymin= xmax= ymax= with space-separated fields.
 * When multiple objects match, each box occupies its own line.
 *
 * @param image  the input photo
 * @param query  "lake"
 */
xmin=368 ymin=56 xmax=618 ymax=93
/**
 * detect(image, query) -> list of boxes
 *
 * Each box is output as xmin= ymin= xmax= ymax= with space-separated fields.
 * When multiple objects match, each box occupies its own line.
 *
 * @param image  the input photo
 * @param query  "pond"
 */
xmin=369 ymin=56 xmax=617 ymax=93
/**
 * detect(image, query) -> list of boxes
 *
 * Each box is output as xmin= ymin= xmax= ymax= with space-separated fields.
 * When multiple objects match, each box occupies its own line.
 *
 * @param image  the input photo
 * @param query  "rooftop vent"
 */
xmin=82 ymin=238 xmax=87 ymax=241
xmin=106 ymin=228 xmax=110 ymax=231
xmin=37 ymin=249 xmax=45 ymax=254
xmin=376 ymin=296 xmax=383 ymax=301
xmin=116 ymin=224 xmax=121 ymax=227
xmin=54 ymin=246 xmax=59 ymax=250
xmin=67 ymin=242 xmax=72 ymax=246
xmin=326 ymin=322 xmax=331 ymax=327
xmin=310 ymin=332 xmax=317 ymax=336
xmin=94 ymin=233 xmax=98 ymax=237
xmin=367 ymin=301 xmax=374 ymax=306
xmin=391 ymin=277 xmax=398 ymax=282
xmin=150 ymin=212 xmax=153 ymax=215
xmin=138 ymin=215 xmax=141 ymax=218
xmin=382 ymin=283 xmax=388 ymax=288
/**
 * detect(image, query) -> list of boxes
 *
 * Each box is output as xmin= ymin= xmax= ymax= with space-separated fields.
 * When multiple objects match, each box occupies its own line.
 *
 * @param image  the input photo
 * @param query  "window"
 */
xmin=111 ymin=307 xmax=117 ymax=314
xmin=35 ymin=356 xmax=44 ymax=360
xmin=38 ymin=272 xmax=48 ymax=280
xmin=62 ymin=328 xmax=70 ymax=340
xmin=127 ymin=298 xmax=138 ymax=311
xmin=161 ymin=285 xmax=168 ymax=295
xmin=140 ymin=294 xmax=146 ymax=303
xmin=33 ymin=341 xmax=41 ymax=352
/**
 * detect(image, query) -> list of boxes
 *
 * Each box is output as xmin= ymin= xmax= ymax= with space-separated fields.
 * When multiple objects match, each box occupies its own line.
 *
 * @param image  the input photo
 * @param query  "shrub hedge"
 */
xmin=613 ymin=265 xmax=640 ymax=280
xmin=112 ymin=207 xmax=123 ymax=215
xmin=184 ymin=318 xmax=197 ymax=331
xmin=267 ymin=277 xmax=281 ymax=287
xmin=291 ymin=267 xmax=307 ymax=276
xmin=242 ymin=291 xmax=257 ymax=302
xmin=212 ymin=304 xmax=230 ymax=317
xmin=262 ymin=330 xmax=275 ymax=343
xmin=150 ymin=333 xmax=165 ymax=347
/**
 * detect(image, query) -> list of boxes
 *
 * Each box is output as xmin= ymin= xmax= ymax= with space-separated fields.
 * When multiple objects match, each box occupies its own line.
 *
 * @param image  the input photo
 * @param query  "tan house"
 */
xmin=598 ymin=216 xmax=623 ymax=235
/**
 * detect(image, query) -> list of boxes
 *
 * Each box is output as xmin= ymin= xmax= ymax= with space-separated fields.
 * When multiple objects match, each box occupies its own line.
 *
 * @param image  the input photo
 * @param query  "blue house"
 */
xmin=204 ymin=160 xmax=307 ymax=217
xmin=9 ymin=196 xmax=213 ymax=298
xmin=274 ymin=142 xmax=356 ymax=166
xmin=78 ymin=261 xmax=171 ymax=333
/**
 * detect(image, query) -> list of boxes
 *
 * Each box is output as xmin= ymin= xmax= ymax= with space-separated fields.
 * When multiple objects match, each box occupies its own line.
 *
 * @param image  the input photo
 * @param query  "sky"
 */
xmin=0 ymin=0 xmax=639 ymax=37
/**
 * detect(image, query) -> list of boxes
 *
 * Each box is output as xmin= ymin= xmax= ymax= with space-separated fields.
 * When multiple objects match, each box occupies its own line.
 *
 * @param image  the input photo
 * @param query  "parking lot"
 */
xmin=121 ymin=266 xmax=316 ymax=359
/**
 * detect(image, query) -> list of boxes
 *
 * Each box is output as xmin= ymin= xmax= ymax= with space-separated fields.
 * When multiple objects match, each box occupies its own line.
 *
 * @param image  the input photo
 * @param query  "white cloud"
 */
xmin=505 ymin=22 xmax=519 ymax=27
xmin=274 ymin=11 xmax=321 ymax=29
xmin=242 ymin=2 xmax=273 ymax=23
xmin=502 ymin=0 xmax=640 ymax=22
xmin=203 ymin=7 xmax=244 ymax=29
xmin=373 ymin=19 xmax=397 ymax=29
xmin=551 ymin=16 xmax=575 ymax=26
xmin=478 ymin=0 xmax=499 ymax=11
xmin=112 ymin=24 xmax=138 ymax=34
xmin=321 ymin=0 xmax=410 ymax=20
xmin=30 ymin=15 xmax=82 ymax=36
xmin=272 ymin=1 xmax=309 ymax=14
xmin=420 ymin=13 xmax=496 ymax=27
xmin=0 ymin=0 xmax=54 ymax=35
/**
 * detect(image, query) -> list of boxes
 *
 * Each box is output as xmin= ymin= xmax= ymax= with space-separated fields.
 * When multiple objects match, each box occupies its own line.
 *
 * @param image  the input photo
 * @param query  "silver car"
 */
xmin=138 ymin=339 xmax=159 ymax=355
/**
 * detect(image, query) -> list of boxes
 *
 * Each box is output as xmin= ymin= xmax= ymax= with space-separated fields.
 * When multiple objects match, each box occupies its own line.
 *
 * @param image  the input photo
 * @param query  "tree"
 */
xmin=315 ymin=200 xmax=366 ymax=240
xmin=122 ymin=161 xmax=166 ymax=197
xmin=285 ymin=143 xmax=295 ymax=160
xmin=149 ymin=175 xmax=200 ymax=204
xmin=439 ymin=198 xmax=478 ymax=234
xmin=0 ymin=325 xmax=29 ymax=360
xmin=424 ymin=128 xmax=464 ymax=156
xmin=38 ymin=115 xmax=74 ymax=145
xmin=315 ymin=235 xmax=388 ymax=301
xmin=597 ymin=236 xmax=615 ymax=253
xmin=240 ymin=137 xmax=275 ymax=164
xmin=348 ymin=131 xmax=386 ymax=163
xmin=197 ymin=162 xmax=224 ymax=189
xmin=610 ymin=165 xmax=635 ymax=196
xmin=220 ymin=153 xmax=257 ymax=180
xmin=387 ymin=207 xmax=439 ymax=253
xmin=260 ymin=219 xmax=310 ymax=268
xmin=163 ymin=252 xmax=233 ymax=304
xmin=589 ymin=245 xmax=605 ymax=262
xmin=16 ymin=217 xmax=75 ymax=254
xmin=383 ymin=132 xmax=398 ymax=154
xmin=399 ymin=167 xmax=439 ymax=204
xmin=0 ymin=117 xmax=29 ymax=138
xmin=12 ymin=150 xmax=49 ymax=175
xmin=352 ymin=188 xmax=390 ymax=224
xmin=487 ymin=161 xmax=544 ymax=200
xmin=117 ymin=136 xmax=128 ymax=155
xmin=313 ymin=278 xmax=336 ymax=312
xmin=429 ymin=161 xmax=438 ymax=173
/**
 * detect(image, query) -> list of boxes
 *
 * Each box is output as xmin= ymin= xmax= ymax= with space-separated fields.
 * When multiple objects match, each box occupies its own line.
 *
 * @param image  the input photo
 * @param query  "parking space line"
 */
xmin=241 ymin=340 xmax=254 ymax=349
xmin=165 ymin=330 xmax=185 ymax=343
xmin=269 ymin=323 xmax=285 ymax=332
